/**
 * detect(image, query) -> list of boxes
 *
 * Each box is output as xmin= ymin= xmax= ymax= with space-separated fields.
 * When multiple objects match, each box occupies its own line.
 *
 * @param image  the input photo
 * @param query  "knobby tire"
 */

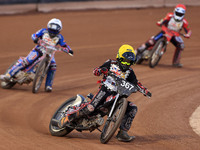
xmin=100 ymin=98 xmax=128 ymax=144
xmin=149 ymin=38 xmax=166 ymax=68
xmin=49 ymin=97 xmax=76 ymax=136
xmin=32 ymin=57 xmax=48 ymax=93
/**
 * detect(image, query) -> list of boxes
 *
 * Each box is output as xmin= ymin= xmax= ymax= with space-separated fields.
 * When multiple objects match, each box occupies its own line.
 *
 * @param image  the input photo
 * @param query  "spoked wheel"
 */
xmin=149 ymin=38 xmax=166 ymax=68
xmin=49 ymin=97 xmax=79 ymax=136
xmin=100 ymin=98 xmax=128 ymax=144
xmin=32 ymin=58 xmax=48 ymax=93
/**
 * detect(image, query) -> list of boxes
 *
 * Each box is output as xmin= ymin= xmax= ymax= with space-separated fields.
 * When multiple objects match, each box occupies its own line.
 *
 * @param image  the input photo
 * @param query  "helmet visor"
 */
xmin=175 ymin=11 xmax=184 ymax=17
xmin=121 ymin=52 xmax=136 ymax=65
xmin=48 ymin=28 xmax=60 ymax=35
xmin=48 ymin=23 xmax=61 ymax=35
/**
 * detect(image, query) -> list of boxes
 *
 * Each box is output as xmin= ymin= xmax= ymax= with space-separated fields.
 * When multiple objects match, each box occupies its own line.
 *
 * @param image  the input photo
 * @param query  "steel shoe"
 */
xmin=0 ymin=74 xmax=11 ymax=81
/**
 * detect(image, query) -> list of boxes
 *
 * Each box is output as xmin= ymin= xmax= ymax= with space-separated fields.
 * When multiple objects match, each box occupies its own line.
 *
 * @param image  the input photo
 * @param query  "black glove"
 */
xmin=33 ymin=38 xmax=38 ymax=44
xmin=63 ymin=48 xmax=73 ymax=55
xmin=101 ymin=67 xmax=108 ymax=75
xmin=93 ymin=67 xmax=101 ymax=76
xmin=69 ymin=49 xmax=73 ymax=55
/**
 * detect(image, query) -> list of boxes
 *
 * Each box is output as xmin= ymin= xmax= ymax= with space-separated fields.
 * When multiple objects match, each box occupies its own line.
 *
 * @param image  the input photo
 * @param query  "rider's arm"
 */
xmin=58 ymin=34 xmax=73 ymax=55
xmin=93 ymin=59 xmax=111 ymax=76
xmin=128 ymin=70 xmax=152 ymax=97
xmin=31 ymin=28 xmax=46 ymax=44
xmin=136 ymin=81 xmax=151 ymax=97
xmin=156 ymin=12 xmax=172 ymax=26
xmin=182 ymin=19 xmax=192 ymax=38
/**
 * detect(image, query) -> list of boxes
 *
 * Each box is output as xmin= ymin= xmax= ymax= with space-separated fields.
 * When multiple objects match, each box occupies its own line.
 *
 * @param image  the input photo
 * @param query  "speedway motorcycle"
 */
xmin=136 ymin=25 xmax=183 ymax=68
xmin=0 ymin=40 xmax=72 ymax=93
xmin=49 ymin=72 xmax=149 ymax=144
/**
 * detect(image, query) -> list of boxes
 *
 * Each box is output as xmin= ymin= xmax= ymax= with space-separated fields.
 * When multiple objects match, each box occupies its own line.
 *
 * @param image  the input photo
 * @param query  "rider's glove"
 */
xmin=93 ymin=67 xmax=101 ymax=76
xmin=183 ymin=33 xmax=190 ymax=38
xmin=101 ymin=67 xmax=108 ymax=75
xmin=144 ymin=88 xmax=152 ymax=98
xmin=33 ymin=38 xmax=39 ymax=44
xmin=68 ymin=49 xmax=74 ymax=55
xmin=63 ymin=48 xmax=74 ymax=55
xmin=156 ymin=19 xmax=163 ymax=26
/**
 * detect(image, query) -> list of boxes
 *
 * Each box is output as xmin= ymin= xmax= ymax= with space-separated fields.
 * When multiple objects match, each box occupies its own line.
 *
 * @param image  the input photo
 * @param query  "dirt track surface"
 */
xmin=0 ymin=7 xmax=200 ymax=150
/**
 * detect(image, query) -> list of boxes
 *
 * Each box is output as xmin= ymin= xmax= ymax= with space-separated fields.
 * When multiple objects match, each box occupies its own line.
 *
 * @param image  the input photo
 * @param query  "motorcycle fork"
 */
xmin=107 ymin=94 xmax=119 ymax=119
xmin=41 ymin=54 xmax=52 ymax=77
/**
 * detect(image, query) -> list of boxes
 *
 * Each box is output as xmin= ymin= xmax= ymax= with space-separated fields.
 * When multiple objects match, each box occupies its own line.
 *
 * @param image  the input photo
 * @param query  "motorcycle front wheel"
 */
xmin=100 ymin=98 xmax=128 ymax=144
xmin=32 ymin=57 xmax=48 ymax=93
xmin=49 ymin=97 xmax=77 ymax=136
xmin=149 ymin=38 xmax=166 ymax=68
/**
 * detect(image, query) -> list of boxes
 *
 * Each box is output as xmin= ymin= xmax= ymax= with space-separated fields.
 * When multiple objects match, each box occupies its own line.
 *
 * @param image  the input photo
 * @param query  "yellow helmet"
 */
xmin=116 ymin=44 xmax=136 ymax=64
xmin=116 ymin=44 xmax=136 ymax=71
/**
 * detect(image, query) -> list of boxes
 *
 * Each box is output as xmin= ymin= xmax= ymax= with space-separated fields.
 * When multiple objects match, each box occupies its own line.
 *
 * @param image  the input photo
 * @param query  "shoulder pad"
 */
xmin=43 ymin=28 xmax=48 ymax=33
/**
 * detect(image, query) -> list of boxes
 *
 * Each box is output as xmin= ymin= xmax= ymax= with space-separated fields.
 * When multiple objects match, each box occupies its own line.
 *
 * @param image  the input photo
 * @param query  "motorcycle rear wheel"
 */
xmin=149 ymin=38 xmax=166 ymax=68
xmin=32 ymin=57 xmax=48 ymax=93
xmin=49 ymin=97 xmax=76 ymax=136
xmin=100 ymin=98 xmax=128 ymax=144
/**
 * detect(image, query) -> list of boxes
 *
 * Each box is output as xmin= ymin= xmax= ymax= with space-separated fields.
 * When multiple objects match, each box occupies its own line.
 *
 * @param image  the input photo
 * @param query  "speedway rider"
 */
xmin=137 ymin=4 xmax=191 ymax=67
xmin=58 ymin=44 xmax=152 ymax=142
xmin=0 ymin=18 xmax=73 ymax=92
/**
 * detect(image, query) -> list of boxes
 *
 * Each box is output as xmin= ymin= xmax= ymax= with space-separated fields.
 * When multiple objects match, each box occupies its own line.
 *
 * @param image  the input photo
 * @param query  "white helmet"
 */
xmin=47 ymin=18 xmax=62 ymax=37
xmin=174 ymin=4 xmax=186 ymax=22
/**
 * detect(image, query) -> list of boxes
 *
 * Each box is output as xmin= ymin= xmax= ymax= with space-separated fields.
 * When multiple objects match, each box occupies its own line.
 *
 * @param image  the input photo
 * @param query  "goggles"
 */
xmin=48 ymin=29 xmax=60 ymax=34
xmin=120 ymin=59 xmax=133 ymax=66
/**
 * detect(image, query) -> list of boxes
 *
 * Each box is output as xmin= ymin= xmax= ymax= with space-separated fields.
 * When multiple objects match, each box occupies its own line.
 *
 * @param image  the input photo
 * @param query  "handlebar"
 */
xmin=38 ymin=40 xmax=73 ymax=56
xmin=161 ymin=25 xmax=185 ymax=37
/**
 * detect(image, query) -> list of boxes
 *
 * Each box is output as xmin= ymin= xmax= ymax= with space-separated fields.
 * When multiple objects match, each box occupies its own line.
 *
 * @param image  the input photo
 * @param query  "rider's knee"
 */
xmin=127 ymin=102 xmax=138 ymax=117
xmin=22 ymin=59 xmax=30 ymax=67
xmin=49 ymin=63 xmax=57 ymax=71
xmin=178 ymin=43 xmax=185 ymax=50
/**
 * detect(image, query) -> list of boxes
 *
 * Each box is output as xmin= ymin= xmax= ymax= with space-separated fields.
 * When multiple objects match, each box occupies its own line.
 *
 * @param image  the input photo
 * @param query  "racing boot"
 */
xmin=172 ymin=63 xmax=183 ymax=68
xmin=45 ymin=69 xmax=56 ymax=92
xmin=116 ymin=129 xmax=135 ymax=142
xmin=0 ymin=73 xmax=11 ymax=81
xmin=172 ymin=48 xmax=183 ymax=68
xmin=45 ymin=86 xmax=52 ymax=92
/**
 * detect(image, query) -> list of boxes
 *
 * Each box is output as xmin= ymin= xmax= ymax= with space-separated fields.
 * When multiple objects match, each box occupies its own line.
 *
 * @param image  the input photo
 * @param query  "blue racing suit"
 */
xmin=8 ymin=28 xmax=72 ymax=88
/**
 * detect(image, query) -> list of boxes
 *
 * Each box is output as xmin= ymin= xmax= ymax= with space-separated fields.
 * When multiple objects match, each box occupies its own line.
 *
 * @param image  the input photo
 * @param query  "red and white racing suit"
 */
xmin=139 ymin=12 xmax=192 ymax=65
